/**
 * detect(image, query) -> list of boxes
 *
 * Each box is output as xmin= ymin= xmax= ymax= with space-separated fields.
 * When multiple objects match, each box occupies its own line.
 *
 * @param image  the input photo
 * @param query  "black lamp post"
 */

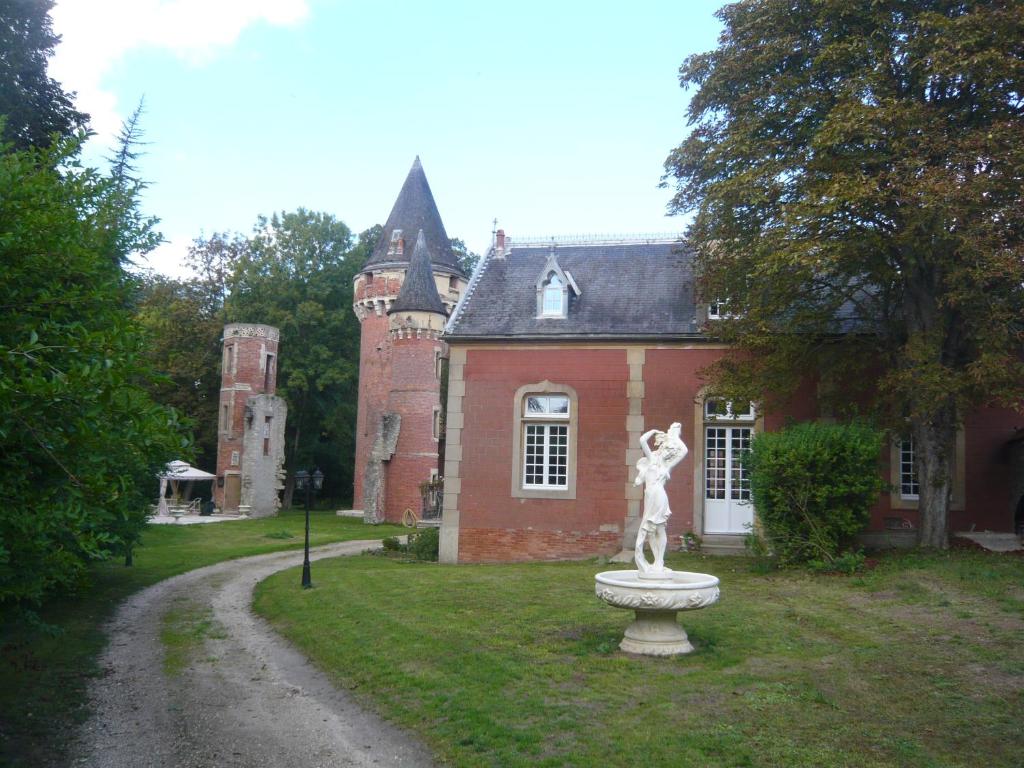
xmin=294 ymin=468 xmax=324 ymax=589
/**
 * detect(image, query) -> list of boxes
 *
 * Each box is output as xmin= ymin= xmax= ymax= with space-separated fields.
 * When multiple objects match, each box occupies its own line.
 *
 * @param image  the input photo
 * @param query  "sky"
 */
xmin=49 ymin=1 xmax=725 ymax=277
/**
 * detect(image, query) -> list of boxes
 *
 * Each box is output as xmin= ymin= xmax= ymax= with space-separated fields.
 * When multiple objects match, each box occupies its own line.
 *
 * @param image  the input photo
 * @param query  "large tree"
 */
xmin=0 ymin=137 xmax=185 ymax=603
xmin=0 ymin=0 xmax=87 ymax=149
xmin=665 ymin=0 xmax=1024 ymax=547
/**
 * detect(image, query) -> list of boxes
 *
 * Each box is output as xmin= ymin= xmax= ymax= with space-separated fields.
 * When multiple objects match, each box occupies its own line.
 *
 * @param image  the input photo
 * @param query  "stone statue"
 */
xmin=634 ymin=423 xmax=688 ymax=576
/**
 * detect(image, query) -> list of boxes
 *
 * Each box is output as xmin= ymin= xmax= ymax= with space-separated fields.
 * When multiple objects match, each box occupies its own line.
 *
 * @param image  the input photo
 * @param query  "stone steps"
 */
xmin=698 ymin=534 xmax=749 ymax=556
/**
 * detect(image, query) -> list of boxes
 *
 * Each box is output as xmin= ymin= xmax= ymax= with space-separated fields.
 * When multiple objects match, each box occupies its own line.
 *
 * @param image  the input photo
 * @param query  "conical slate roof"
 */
xmin=364 ymin=157 xmax=464 ymax=275
xmin=388 ymin=230 xmax=446 ymax=315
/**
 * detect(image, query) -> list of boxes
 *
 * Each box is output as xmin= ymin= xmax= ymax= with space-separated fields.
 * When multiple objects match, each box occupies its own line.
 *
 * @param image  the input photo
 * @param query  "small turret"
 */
xmin=352 ymin=159 xmax=468 ymax=522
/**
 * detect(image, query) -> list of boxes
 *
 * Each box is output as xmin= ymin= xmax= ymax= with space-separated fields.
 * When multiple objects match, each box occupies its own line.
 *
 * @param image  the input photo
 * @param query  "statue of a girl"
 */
xmin=634 ymin=423 xmax=688 ymax=577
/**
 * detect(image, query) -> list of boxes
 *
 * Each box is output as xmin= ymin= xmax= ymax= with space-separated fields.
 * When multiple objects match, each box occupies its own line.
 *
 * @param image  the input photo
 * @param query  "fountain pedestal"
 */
xmin=595 ymin=570 xmax=720 ymax=656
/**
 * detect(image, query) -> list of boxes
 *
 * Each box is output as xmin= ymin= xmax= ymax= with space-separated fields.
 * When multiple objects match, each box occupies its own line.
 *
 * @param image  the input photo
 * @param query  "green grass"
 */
xmin=254 ymin=550 xmax=1024 ymax=768
xmin=160 ymin=598 xmax=227 ymax=677
xmin=0 ymin=509 xmax=404 ymax=767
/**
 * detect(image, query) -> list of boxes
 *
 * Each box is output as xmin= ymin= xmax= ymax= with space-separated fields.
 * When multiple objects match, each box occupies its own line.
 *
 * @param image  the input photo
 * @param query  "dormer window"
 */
xmin=541 ymin=273 xmax=565 ymax=316
xmin=388 ymin=229 xmax=404 ymax=257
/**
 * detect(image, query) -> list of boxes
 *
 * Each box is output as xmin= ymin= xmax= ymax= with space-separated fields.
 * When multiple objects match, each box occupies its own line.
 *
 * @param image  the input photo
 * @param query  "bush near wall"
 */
xmin=747 ymin=422 xmax=885 ymax=566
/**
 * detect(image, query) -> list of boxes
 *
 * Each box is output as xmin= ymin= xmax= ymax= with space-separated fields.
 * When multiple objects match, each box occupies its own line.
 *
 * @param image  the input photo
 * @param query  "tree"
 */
xmin=664 ymin=0 xmax=1024 ymax=548
xmin=0 ymin=137 xmax=186 ymax=604
xmin=225 ymin=210 xmax=361 ymax=505
xmin=451 ymin=237 xmax=481 ymax=275
xmin=0 ymin=0 xmax=87 ymax=149
xmin=134 ymin=275 xmax=223 ymax=470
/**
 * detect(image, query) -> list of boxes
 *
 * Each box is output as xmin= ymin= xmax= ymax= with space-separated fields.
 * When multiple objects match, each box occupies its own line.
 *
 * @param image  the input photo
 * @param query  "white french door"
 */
xmin=704 ymin=425 xmax=753 ymax=534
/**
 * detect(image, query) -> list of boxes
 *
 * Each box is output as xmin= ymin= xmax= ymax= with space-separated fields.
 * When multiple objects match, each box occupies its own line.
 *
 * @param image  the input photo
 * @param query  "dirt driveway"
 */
xmin=74 ymin=541 xmax=433 ymax=768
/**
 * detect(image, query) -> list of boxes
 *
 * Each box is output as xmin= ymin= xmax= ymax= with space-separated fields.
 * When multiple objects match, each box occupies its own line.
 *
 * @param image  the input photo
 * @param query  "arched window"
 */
xmin=541 ymin=273 xmax=565 ymax=316
xmin=512 ymin=381 xmax=578 ymax=499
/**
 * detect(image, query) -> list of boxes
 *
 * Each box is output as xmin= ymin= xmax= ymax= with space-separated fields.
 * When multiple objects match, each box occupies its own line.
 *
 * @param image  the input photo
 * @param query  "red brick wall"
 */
xmin=383 ymin=336 xmax=441 ymax=522
xmin=457 ymin=347 xmax=630 ymax=562
xmin=214 ymin=330 xmax=279 ymax=508
xmin=454 ymin=343 xmax=1021 ymax=561
xmin=353 ymin=311 xmax=392 ymax=506
xmin=459 ymin=528 xmax=622 ymax=563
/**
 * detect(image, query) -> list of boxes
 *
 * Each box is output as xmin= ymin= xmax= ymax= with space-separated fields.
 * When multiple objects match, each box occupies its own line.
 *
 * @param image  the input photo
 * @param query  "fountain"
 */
xmin=595 ymin=423 xmax=720 ymax=655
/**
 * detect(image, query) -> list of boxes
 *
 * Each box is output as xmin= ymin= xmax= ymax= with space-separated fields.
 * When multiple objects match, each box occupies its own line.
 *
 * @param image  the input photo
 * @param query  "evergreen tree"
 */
xmin=0 ymin=0 xmax=87 ymax=149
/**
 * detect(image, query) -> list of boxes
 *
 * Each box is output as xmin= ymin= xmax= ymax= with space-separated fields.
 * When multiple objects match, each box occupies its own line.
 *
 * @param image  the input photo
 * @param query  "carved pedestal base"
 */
xmin=620 ymin=609 xmax=693 ymax=656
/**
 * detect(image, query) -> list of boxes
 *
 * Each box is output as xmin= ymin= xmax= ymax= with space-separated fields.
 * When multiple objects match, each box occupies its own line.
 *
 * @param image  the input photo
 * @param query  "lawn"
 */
xmin=254 ymin=550 xmax=1024 ymax=768
xmin=0 ymin=509 xmax=404 ymax=767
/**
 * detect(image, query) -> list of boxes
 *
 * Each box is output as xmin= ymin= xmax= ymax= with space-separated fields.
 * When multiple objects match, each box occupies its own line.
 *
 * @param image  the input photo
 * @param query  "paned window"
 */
xmin=704 ymin=427 xmax=752 ymax=501
xmin=522 ymin=394 xmax=570 ymax=489
xmin=541 ymin=274 xmax=565 ymax=316
xmin=900 ymin=438 xmax=919 ymax=500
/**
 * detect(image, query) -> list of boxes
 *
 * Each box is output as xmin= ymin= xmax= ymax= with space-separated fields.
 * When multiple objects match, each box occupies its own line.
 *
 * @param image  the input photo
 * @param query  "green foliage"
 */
xmin=746 ymin=422 xmax=885 ymax=566
xmin=407 ymin=526 xmax=439 ymax=561
xmin=665 ymin=0 xmax=1024 ymax=546
xmin=0 ymin=138 xmax=186 ymax=604
xmin=134 ymin=274 xmax=223 ymax=468
xmin=381 ymin=536 xmax=402 ymax=552
xmin=808 ymin=550 xmax=867 ymax=576
xmin=450 ymin=237 xmax=480 ymax=275
xmin=0 ymin=0 xmax=88 ymax=149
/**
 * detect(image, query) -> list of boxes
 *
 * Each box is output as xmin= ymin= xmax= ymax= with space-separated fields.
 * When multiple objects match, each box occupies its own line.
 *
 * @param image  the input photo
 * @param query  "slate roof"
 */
xmin=446 ymin=239 xmax=701 ymax=340
xmin=364 ymin=157 xmax=464 ymax=276
xmin=389 ymin=230 xmax=446 ymax=315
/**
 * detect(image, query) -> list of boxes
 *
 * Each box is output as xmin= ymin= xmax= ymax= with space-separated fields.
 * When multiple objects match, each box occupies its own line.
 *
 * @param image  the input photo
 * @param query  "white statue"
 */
xmin=634 ymin=423 xmax=688 ymax=576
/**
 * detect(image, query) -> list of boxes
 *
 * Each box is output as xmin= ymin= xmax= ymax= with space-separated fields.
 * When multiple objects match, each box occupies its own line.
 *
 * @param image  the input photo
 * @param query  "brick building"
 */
xmin=214 ymin=323 xmax=287 ymax=517
xmin=352 ymin=158 xmax=468 ymax=523
xmin=437 ymin=236 xmax=1023 ymax=563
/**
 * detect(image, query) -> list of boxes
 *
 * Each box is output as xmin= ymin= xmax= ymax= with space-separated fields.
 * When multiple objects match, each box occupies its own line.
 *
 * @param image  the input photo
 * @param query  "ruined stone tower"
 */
xmin=214 ymin=323 xmax=287 ymax=517
xmin=352 ymin=158 xmax=467 ymax=523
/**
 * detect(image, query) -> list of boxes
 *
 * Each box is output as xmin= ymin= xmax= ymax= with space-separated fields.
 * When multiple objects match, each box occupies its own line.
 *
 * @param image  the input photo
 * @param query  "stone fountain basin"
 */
xmin=594 ymin=570 xmax=720 ymax=655
xmin=595 ymin=570 xmax=720 ymax=611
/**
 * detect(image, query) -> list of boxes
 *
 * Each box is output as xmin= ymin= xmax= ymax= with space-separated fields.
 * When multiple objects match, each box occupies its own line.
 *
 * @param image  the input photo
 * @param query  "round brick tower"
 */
xmin=352 ymin=157 xmax=467 ymax=522
xmin=214 ymin=323 xmax=281 ymax=513
xmin=384 ymin=230 xmax=449 ymax=521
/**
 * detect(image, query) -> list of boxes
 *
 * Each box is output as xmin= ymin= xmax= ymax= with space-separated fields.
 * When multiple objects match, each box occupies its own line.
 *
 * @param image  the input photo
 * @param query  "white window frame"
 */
xmin=522 ymin=395 xmax=570 ymax=489
xmin=899 ymin=438 xmax=919 ymax=500
xmin=540 ymin=273 xmax=567 ymax=317
xmin=511 ymin=381 xmax=578 ymax=499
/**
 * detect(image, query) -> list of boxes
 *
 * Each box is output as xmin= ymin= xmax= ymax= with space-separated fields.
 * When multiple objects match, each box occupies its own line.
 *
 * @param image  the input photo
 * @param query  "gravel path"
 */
xmin=74 ymin=541 xmax=434 ymax=768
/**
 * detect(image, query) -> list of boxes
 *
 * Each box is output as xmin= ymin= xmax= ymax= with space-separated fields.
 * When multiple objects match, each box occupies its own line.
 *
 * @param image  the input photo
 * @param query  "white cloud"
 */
xmin=50 ymin=0 xmax=309 ymax=140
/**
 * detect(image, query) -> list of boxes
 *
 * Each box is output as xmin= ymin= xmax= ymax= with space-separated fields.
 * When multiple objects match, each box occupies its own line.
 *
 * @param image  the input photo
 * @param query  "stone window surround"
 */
xmin=889 ymin=430 xmax=966 ymax=511
xmin=511 ymin=380 xmax=579 ymax=500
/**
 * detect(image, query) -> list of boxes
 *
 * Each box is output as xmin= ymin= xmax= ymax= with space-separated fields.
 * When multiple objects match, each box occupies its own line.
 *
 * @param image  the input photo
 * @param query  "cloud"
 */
xmin=50 ymin=0 xmax=309 ymax=140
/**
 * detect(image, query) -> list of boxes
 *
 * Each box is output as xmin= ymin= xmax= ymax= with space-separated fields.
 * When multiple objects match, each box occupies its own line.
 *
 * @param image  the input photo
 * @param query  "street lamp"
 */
xmin=294 ymin=468 xmax=324 ymax=589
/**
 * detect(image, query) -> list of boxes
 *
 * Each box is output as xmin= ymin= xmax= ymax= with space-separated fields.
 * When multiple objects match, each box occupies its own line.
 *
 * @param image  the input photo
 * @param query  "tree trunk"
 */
xmin=914 ymin=402 xmax=957 ymax=549
xmin=282 ymin=419 xmax=300 ymax=509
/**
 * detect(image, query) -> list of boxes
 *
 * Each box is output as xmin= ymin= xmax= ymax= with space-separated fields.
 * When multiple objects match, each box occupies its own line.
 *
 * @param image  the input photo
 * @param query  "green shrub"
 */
xmin=407 ymin=527 xmax=439 ymax=561
xmin=381 ymin=536 xmax=403 ymax=552
xmin=747 ymin=421 xmax=885 ymax=566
